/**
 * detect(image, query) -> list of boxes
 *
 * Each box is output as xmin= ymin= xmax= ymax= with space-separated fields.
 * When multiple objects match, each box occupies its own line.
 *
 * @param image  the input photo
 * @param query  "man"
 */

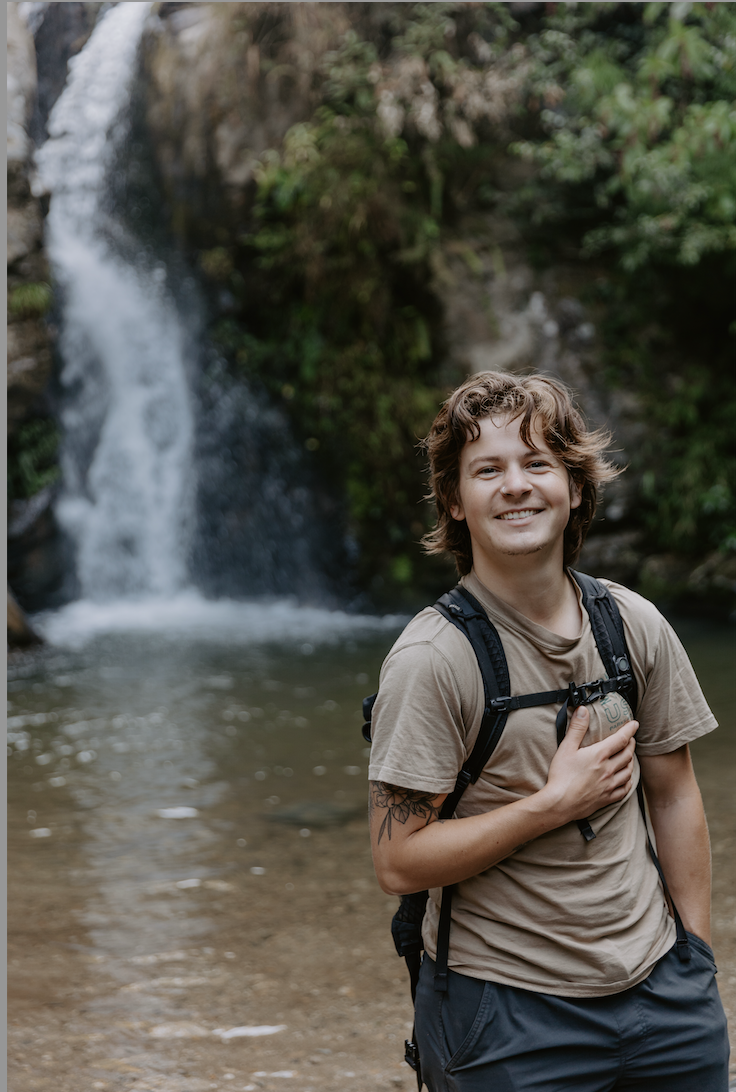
xmin=368 ymin=372 xmax=729 ymax=1091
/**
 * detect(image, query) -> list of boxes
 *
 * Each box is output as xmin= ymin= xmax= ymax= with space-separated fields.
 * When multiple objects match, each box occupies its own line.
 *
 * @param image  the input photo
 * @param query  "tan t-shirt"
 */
xmin=369 ymin=571 xmax=717 ymax=997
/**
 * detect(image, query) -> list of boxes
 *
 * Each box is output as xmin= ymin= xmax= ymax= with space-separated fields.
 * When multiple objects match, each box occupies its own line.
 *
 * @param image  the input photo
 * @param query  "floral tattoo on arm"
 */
xmin=370 ymin=781 xmax=443 ymax=845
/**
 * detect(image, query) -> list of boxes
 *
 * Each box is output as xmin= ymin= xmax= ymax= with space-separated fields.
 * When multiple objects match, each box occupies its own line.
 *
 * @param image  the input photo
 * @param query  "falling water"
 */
xmin=36 ymin=2 xmax=195 ymax=601
xmin=34 ymin=2 xmax=342 ymax=617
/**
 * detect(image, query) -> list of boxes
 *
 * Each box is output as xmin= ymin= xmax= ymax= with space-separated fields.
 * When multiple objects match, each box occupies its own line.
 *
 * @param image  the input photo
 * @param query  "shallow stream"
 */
xmin=7 ymin=602 xmax=735 ymax=1091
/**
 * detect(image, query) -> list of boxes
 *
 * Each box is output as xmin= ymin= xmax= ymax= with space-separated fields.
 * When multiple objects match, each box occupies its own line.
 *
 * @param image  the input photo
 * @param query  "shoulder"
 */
xmin=582 ymin=576 xmax=677 ymax=686
xmin=591 ymin=577 xmax=668 ymax=660
xmin=370 ymin=605 xmax=486 ymax=793
xmin=593 ymin=579 xmax=716 ymax=745
xmin=381 ymin=605 xmax=480 ymax=682
xmin=375 ymin=605 xmax=484 ymax=730
xmin=596 ymin=579 xmax=667 ymax=638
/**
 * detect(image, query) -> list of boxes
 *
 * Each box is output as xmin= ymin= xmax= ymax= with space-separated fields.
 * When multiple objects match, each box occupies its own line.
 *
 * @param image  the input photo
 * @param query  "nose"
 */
xmin=500 ymin=464 xmax=532 ymax=497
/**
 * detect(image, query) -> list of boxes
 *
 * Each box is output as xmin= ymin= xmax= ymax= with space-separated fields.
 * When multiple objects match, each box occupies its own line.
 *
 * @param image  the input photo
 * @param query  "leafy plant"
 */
xmin=507 ymin=2 xmax=736 ymax=556
xmin=8 ymin=418 xmax=60 ymax=505
xmin=8 ymin=282 xmax=54 ymax=319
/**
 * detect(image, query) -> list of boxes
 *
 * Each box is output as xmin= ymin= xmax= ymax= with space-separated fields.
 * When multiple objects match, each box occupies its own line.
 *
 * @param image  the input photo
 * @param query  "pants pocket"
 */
xmin=442 ymin=973 xmax=495 ymax=1073
xmin=685 ymin=930 xmax=717 ymax=970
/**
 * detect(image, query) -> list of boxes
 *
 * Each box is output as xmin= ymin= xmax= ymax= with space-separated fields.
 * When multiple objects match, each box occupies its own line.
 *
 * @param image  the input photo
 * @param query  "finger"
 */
xmin=618 ymin=719 xmax=639 ymax=741
xmin=602 ymin=720 xmax=639 ymax=756
xmin=609 ymin=741 xmax=637 ymax=771
xmin=608 ymin=756 xmax=633 ymax=780
xmin=561 ymin=705 xmax=589 ymax=749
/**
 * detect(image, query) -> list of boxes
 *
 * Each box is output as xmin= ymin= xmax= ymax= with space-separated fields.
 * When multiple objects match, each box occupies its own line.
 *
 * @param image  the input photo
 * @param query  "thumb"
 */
xmin=562 ymin=705 xmax=589 ymax=749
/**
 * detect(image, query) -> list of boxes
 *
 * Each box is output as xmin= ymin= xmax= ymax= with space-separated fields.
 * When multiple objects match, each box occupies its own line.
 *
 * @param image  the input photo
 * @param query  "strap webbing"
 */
xmin=572 ymin=570 xmax=638 ymax=716
xmin=433 ymin=882 xmax=455 ymax=993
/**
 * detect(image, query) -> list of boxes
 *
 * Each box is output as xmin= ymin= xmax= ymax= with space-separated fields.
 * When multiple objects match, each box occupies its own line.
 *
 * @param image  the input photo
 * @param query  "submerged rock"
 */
xmin=266 ymin=800 xmax=363 ymax=828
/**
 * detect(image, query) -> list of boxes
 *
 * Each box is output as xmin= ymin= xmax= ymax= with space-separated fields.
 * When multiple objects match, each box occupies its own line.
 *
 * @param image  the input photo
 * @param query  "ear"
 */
xmin=569 ymin=476 xmax=582 ymax=510
xmin=450 ymin=498 xmax=465 ymax=522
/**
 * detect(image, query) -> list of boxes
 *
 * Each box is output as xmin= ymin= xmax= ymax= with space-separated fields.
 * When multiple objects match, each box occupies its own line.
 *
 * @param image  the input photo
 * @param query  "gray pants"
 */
xmin=414 ymin=933 xmax=729 ymax=1091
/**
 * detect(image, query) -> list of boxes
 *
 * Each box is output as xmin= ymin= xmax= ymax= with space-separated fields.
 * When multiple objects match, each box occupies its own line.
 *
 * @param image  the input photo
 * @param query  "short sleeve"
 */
xmin=367 ymin=620 xmax=483 ymax=795
xmin=608 ymin=585 xmax=718 ymax=755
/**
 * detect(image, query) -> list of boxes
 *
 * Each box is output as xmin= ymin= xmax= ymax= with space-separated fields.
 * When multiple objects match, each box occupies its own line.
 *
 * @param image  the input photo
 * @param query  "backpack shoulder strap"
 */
xmin=433 ymin=584 xmax=511 ymax=802
xmin=429 ymin=585 xmax=513 ymax=994
xmin=571 ymin=570 xmax=638 ymax=716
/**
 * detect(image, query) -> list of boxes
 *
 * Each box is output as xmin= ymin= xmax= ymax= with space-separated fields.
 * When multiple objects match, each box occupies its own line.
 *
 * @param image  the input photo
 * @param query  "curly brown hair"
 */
xmin=421 ymin=371 xmax=621 ymax=575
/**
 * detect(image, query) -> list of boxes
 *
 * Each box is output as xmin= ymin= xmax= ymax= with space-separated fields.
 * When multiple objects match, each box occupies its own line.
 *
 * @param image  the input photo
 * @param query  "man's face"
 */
xmin=450 ymin=414 xmax=581 ymax=568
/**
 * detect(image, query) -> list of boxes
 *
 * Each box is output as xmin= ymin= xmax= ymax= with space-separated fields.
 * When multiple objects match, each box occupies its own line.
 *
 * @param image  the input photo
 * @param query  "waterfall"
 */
xmin=32 ymin=2 xmax=346 ymax=628
xmin=36 ymin=2 xmax=195 ymax=602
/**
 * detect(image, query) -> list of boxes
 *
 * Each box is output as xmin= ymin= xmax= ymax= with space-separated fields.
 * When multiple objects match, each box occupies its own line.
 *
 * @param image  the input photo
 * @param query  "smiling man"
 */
xmin=368 ymin=372 xmax=728 ymax=1091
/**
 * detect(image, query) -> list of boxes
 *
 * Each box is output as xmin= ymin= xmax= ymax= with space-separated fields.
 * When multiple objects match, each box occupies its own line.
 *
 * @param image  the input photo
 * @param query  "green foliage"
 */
xmin=8 ymin=418 xmax=60 ymax=505
xmin=509 ymin=2 xmax=736 ymax=557
xmin=587 ymin=253 xmax=735 ymax=557
xmin=8 ymin=282 xmax=54 ymax=319
xmin=208 ymin=6 xmax=520 ymax=596
xmin=512 ymin=3 xmax=736 ymax=270
xmin=203 ymin=1 xmax=734 ymax=592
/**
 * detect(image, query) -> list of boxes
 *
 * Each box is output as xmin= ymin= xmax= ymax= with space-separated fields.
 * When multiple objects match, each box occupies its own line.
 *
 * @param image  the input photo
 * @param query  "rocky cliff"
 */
xmin=137 ymin=4 xmax=644 ymax=593
xmin=7 ymin=2 xmax=51 ymax=436
xmin=7 ymin=2 xmax=53 ymax=642
xmin=8 ymin=2 xmax=734 ymax=618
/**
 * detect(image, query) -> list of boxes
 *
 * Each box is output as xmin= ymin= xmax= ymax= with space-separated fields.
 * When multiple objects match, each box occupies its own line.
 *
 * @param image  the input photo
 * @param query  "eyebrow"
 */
xmin=465 ymin=446 xmax=544 ymax=470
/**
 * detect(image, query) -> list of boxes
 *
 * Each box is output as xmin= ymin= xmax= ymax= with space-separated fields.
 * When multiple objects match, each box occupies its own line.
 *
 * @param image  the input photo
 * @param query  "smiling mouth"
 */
xmin=496 ymin=509 xmax=542 ymax=521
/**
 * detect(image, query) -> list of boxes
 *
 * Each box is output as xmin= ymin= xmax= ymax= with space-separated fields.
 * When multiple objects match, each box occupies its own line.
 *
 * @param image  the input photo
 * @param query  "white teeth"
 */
xmin=498 ymin=509 xmax=538 ymax=521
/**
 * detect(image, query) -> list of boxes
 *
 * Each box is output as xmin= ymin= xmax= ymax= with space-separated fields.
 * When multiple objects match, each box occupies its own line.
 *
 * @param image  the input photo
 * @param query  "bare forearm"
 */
xmin=372 ymin=711 xmax=638 ymax=895
xmin=373 ymin=789 xmax=561 ymax=895
xmin=648 ymin=790 xmax=712 ymax=945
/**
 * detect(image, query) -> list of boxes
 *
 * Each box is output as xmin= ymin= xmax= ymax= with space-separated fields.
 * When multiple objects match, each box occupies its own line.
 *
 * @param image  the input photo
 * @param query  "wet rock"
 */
xmin=7 ymin=318 xmax=53 ymax=431
xmin=7 ymin=484 xmax=68 ymax=611
xmin=7 ymin=3 xmax=56 ymax=531
xmin=554 ymin=296 xmax=586 ymax=334
xmin=7 ymin=190 xmax=43 ymax=265
xmin=28 ymin=1 xmax=104 ymax=142
xmin=7 ymin=585 xmax=42 ymax=647
xmin=7 ymin=4 xmax=36 ymax=175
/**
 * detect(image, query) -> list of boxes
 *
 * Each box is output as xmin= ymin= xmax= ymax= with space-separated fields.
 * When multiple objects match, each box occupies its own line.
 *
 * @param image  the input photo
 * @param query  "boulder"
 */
xmin=7 ymin=3 xmax=37 ymax=180
xmin=7 ymin=585 xmax=42 ymax=647
xmin=7 ymin=485 xmax=69 ymax=612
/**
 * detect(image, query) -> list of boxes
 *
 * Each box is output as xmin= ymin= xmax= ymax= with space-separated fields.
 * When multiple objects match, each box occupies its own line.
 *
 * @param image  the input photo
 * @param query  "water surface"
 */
xmin=8 ymin=603 xmax=735 ymax=1090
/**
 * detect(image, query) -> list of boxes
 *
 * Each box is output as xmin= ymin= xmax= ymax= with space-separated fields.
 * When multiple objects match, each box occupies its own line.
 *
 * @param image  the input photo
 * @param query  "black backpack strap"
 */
xmin=573 ymin=572 xmax=690 ymax=962
xmin=429 ymin=586 xmax=512 ymax=994
xmin=571 ymin=571 xmax=638 ymax=716
xmin=391 ymin=585 xmax=513 ymax=1083
xmin=435 ymin=586 xmax=510 ymax=794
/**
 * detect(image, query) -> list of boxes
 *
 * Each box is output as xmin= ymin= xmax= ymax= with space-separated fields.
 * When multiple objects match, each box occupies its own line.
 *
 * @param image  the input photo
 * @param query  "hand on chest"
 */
xmin=473 ymin=637 xmax=635 ymax=797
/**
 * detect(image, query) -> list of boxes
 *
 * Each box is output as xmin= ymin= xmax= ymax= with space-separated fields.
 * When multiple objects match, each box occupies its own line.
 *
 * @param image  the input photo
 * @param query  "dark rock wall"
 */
xmin=7 ymin=2 xmax=51 ymax=435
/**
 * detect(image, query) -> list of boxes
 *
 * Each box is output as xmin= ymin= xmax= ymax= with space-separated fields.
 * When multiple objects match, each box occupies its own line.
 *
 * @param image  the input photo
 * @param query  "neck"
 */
xmin=471 ymin=550 xmax=581 ymax=637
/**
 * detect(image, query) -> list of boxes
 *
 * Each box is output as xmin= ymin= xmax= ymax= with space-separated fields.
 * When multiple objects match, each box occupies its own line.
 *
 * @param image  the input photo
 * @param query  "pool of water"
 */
xmin=7 ymin=599 xmax=735 ymax=1091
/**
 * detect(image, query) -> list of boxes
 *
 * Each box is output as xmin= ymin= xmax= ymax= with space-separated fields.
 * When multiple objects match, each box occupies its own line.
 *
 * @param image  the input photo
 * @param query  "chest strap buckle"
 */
xmin=568 ymin=679 xmax=605 ymax=707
